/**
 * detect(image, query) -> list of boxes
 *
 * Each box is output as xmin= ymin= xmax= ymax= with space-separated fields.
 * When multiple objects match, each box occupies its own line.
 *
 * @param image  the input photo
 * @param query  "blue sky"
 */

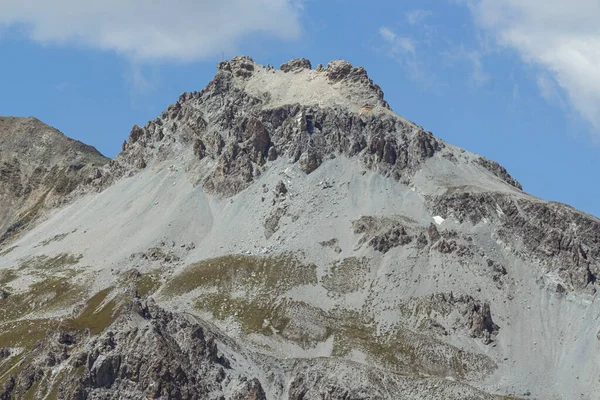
xmin=1 ymin=0 xmax=599 ymax=217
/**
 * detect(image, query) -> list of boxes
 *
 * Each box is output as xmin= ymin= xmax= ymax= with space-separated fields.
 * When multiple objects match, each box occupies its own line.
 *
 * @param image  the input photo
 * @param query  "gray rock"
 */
xmin=298 ymin=150 xmax=322 ymax=174
xmin=275 ymin=180 xmax=287 ymax=196
xmin=325 ymin=59 xmax=353 ymax=82
xmin=280 ymin=58 xmax=312 ymax=72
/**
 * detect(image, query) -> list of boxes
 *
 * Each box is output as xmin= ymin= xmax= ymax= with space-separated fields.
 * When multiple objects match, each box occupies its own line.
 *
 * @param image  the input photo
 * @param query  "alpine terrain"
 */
xmin=0 ymin=57 xmax=598 ymax=400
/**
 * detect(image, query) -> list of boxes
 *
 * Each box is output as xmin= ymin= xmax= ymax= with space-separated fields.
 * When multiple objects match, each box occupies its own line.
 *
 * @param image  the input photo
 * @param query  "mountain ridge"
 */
xmin=0 ymin=56 xmax=598 ymax=400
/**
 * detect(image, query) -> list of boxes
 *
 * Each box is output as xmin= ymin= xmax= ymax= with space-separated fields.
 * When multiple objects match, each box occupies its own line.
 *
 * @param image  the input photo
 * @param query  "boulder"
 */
xmin=298 ymin=151 xmax=322 ymax=174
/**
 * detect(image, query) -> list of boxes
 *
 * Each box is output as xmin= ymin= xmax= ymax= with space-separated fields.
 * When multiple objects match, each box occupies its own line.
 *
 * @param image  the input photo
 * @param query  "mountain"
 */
xmin=0 ymin=116 xmax=109 ymax=244
xmin=0 ymin=57 xmax=598 ymax=400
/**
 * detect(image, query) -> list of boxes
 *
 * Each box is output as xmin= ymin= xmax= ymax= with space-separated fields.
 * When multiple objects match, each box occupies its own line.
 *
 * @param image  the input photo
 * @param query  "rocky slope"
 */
xmin=0 ymin=57 xmax=599 ymax=400
xmin=0 ymin=117 xmax=108 ymax=245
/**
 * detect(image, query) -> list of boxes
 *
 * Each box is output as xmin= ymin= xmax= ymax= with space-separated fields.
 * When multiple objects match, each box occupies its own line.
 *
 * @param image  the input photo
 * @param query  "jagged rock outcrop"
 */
xmin=397 ymin=293 xmax=500 ymax=345
xmin=475 ymin=157 xmax=522 ymax=190
xmin=280 ymin=58 xmax=312 ymax=73
xmin=0 ymin=300 xmax=261 ymax=400
xmin=353 ymin=216 xmax=414 ymax=253
xmin=430 ymin=191 xmax=600 ymax=290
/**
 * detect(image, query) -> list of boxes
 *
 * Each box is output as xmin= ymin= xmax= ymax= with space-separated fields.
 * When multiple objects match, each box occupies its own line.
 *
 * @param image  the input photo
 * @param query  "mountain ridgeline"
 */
xmin=0 ymin=57 xmax=598 ymax=400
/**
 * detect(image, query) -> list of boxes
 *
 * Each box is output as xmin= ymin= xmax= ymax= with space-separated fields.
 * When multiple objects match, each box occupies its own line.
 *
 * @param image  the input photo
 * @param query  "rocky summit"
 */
xmin=0 ymin=56 xmax=598 ymax=400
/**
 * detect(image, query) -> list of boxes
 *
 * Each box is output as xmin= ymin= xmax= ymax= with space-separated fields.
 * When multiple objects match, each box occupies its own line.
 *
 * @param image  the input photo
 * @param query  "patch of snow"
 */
xmin=433 ymin=216 xmax=445 ymax=225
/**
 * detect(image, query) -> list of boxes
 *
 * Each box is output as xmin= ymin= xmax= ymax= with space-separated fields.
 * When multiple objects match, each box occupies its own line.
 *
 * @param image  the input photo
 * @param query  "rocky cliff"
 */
xmin=0 ymin=57 xmax=599 ymax=400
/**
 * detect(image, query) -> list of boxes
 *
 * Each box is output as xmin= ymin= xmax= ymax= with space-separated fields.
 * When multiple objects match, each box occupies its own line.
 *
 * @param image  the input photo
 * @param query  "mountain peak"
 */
xmin=109 ymin=56 xmax=521 ymax=199
xmin=215 ymin=56 xmax=391 ymax=113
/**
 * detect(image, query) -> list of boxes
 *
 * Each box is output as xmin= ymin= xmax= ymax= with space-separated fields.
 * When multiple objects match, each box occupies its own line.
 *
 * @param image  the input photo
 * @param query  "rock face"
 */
xmin=0 ymin=117 xmax=108 ymax=244
xmin=0 ymin=57 xmax=599 ymax=400
xmin=104 ymin=56 xmax=444 ymax=197
xmin=0 ymin=299 xmax=265 ymax=399
xmin=430 ymin=191 xmax=600 ymax=290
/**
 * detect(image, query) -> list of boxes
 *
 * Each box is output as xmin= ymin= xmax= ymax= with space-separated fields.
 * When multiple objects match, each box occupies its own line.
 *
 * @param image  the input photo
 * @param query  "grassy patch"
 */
xmin=0 ymin=319 xmax=55 ymax=349
xmin=0 ymin=287 xmax=118 ymax=346
xmin=0 ymin=269 xmax=17 ymax=286
xmin=21 ymin=374 xmax=43 ymax=400
xmin=0 ymin=277 xmax=85 ymax=323
xmin=0 ymin=352 xmax=26 ymax=386
xmin=46 ymin=375 xmax=62 ymax=400
xmin=195 ymin=293 xmax=290 ymax=335
xmin=329 ymin=311 xmax=494 ymax=379
xmin=0 ymin=285 xmax=121 ymax=399
xmin=65 ymin=288 xmax=118 ymax=335
xmin=162 ymin=253 xmax=317 ymax=297
xmin=165 ymin=254 xmax=316 ymax=338
xmin=136 ymin=272 xmax=162 ymax=297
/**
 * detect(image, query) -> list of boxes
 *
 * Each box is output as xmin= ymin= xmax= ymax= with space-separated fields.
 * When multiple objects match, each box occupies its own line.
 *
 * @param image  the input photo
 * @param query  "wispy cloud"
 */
xmin=0 ymin=0 xmax=302 ymax=62
xmin=464 ymin=49 xmax=489 ymax=86
xmin=379 ymin=27 xmax=416 ymax=55
xmin=405 ymin=9 xmax=432 ymax=26
xmin=536 ymin=73 xmax=566 ymax=108
xmin=378 ymin=26 xmax=435 ymax=88
xmin=443 ymin=45 xmax=490 ymax=87
xmin=124 ymin=64 xmax=157 ymax=94
xmin=461 ymin=0 xmax=600 ymax=132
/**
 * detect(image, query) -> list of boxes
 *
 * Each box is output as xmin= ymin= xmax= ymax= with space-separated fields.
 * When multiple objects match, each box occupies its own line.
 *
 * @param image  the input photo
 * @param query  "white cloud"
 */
xmin=0 ymin=0 xmax=302 ymax=62
xmin=379 ymin=27 xmax=425 ymax=84
xmin=405 ymin=9 xmax=432 ymax=26
xmin=463 ymin=0 xmax=600 ymax=131
xmin=379 ymin=27 xmax=416 ymax=55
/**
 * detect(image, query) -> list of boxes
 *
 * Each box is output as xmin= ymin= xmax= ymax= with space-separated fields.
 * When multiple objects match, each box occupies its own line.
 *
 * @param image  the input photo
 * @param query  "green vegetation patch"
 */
xmin=0 ymin=277 xmax=85 ymax=324
xmin=0 ymin=288 xmax=118 ymax=350
xmin=162 ymin=253 xmax=317 ymax=297
xmin=135 ymin=271 xmax=162 ymax=298
xmin=330 ymin=310 xmax=495 ymax=379
xmin=0 ymin=319 xmax=55 ymax=349
xmin=0 ymin=269 xmax=17 ymax=286
xmin=195 ymin=293 xmax=290 ymax=336
xmin=0 ymin=286 xmax=121 ymax=399
xmin=65 ymin=287 xmax=119 ymax=335
xmin=164 ymin=253 xmax=317 ymax=338
xmin=0 ymin=352 xmax=27 ymax=387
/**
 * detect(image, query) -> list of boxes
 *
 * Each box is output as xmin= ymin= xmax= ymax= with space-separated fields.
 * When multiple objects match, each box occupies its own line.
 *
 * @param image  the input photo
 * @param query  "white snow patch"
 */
xmin=433 ymin=216 xmax=445 ymax=225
